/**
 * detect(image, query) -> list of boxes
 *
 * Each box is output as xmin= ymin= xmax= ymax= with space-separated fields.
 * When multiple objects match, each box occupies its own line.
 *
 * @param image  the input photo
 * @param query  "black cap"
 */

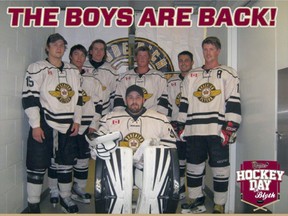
xmin=46 ymin=33 xmax=67 ymax=45
xmin=126 ymin=85 xmax=144 ymax=97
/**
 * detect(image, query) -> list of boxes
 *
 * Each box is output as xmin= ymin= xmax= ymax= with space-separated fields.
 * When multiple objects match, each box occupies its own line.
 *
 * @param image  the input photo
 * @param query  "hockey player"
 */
xmin=177 ymin=36 xmax=241 ymax=213
xmin=99 ymin=84 xmax=176 ymax=150
xmin=83 ymin=39 xmax=118 ymax=116
xmin=89 ymin=84 xmax=178 ymax=213
xmin=48 ymin=44 xmax=103 ymax=206
xmin=22 ymin=33 xmax=82 ymax=213
xmin=113 ymin=46 xmax=169 ymax=116
xmin=168 ymin=51 xmax=194 ymax=200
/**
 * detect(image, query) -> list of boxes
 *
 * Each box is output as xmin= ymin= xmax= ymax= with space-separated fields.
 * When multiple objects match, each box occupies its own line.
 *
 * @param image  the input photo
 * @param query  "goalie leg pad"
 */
xmin=94 ymin=147 xmax=133 ymax=214
xmin=136 ymin=146 xmax=180 ymax=214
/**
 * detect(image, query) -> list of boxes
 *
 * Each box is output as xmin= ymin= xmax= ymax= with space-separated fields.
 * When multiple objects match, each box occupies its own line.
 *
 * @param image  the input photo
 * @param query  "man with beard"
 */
xmin=88 ymin=84 xmax=178 ymax=214
xmin=97 ymin=84 xmax=176 ymax=151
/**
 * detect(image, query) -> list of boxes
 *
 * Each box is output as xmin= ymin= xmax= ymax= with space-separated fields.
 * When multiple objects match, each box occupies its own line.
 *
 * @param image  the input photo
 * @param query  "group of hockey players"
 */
xmin=22 ymin=32 xmax=241 ymax=214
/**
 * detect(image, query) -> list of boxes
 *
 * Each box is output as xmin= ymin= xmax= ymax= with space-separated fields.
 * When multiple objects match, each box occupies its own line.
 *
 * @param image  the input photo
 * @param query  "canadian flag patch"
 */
xmin=112 ymin=119 xmax=120 ymax=124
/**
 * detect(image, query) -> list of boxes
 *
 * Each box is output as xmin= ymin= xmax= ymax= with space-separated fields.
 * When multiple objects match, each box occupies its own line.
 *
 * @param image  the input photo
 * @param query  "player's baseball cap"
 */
xmin=46 ymin=33 xmax=67 ymax=45
xmin=126 ymin=85 xmax=144 ymax=97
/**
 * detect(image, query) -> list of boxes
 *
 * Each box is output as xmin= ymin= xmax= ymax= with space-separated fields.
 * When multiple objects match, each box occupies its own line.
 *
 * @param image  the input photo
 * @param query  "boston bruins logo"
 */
xmin=82 ymin=89 xmax=91 ymax=105
xmin=119 ymin=132 xmax=145 ymax=152
xmin=142 ymin=87 xmax=153 ymax=100
xmin=49 ymin=83 xmax=75 ymax=103
xmin=175 ymin=92 xmax=181 ymax=107
xmin=106 ymin=37 xmax=174 ymax=78
xmin=193 ymin=83 xmax=221 ymax=103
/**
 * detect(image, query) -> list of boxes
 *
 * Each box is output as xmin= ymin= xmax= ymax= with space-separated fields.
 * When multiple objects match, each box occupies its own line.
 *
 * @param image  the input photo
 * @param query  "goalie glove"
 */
xmin=221 ymin=121 xmax=239 ymax=146
xmin=85 ymin=131 xmax=122 ymax=160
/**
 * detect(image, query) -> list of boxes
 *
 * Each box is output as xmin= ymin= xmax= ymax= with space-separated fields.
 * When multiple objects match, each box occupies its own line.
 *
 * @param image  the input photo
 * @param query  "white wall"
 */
xmin=0 ymin=1 xmax=53 ymax=213
xmin=236 ymin=0 xmax=288 ymax=213
xmin=274 ymin=0 xmax=288 ymax=213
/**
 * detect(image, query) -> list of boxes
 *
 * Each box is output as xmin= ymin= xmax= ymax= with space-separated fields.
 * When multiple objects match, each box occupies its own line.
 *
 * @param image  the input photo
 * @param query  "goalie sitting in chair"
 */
xmin=86 ymin=85 xmax=180 ymax=214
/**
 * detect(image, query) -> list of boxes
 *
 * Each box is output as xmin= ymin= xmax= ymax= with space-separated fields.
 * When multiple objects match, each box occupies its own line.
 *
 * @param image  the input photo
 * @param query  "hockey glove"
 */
xmin=177 ymin=122 xmax=185 ymax=141
xmin=221 ymin=121 xmax=239 ymax=146
xmin=171 ymin=121 xmax=178 ymax=133
xmin=85 ymin=131 xmax=122 ymax=160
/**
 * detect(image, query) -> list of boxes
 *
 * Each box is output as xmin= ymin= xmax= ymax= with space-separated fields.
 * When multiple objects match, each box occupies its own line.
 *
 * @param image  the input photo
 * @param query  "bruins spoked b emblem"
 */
xmin=49 ymin=83 xmax=75 ymax=103
xmin=193 ymin=82 xmax=221 ymax=103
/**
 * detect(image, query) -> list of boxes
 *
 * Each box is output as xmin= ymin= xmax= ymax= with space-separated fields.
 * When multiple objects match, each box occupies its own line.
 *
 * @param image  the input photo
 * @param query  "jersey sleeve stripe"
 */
xmin=179 ymin=102 xmax=188 ymax=113
xmin=22 ymin=96 xmax=41 ymax=110
xmin=226 ymin=101 xmax=241 ymax=115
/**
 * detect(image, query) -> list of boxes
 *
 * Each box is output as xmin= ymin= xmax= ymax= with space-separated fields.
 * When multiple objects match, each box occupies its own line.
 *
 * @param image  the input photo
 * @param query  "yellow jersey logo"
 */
xmin=49 ymin=83 xmax=75 ymax=103
xmin=119 ymin=132 xmax=145 ymax=152
xmin=193 ymin=82 xmax=221 ymax=103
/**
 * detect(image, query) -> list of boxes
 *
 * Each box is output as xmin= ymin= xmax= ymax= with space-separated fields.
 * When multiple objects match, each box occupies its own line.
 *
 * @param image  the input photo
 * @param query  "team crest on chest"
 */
xmin=142 ymin=87 xmax=153 ymax=100
xmin=119 ymin=133 xmax=145 ymax=151
xmin=193 ymin=82 xmax=221 ymax=103
xmin=49 ymin=83 xmax=75 ymax=103
xmin=82 ymin=90 xmax=90 ymax=105
xmin=101 ymin=85 xmax=107 ymax=91
xmin=175 ymin=92 xmax=181 ymax=107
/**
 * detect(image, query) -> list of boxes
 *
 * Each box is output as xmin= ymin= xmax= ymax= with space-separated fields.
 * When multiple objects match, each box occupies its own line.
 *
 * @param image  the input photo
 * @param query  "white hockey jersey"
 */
xmin=114 ymin=69 xmax=169 ymax=116
xmin=98 ymin=109 xmax=176 ymax=152
xmin=167 ymin=74 xmax=184 ymax=122
xmin=22 ymin=60 xmax=82 ymax=134
xmin=177 ymin=65 xmax=241 ymax=136
xmin=83 ymin=61 xmax=118 ymax=116
xmin=78 ymin=70 xmax=103 ymax=134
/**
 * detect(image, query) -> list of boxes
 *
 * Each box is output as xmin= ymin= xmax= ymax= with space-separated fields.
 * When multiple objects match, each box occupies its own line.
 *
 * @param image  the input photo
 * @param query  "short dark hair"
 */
xmin=45 ymin=33 xmax=67 ymax=55
xmin=88 ymin=39 xmax=107 ymax=61
xmin=125 ymin=85 xmax=144 ymax=98
xmin=135 ymin=46 xmax=151 ymax=58
xmin=69 ymin=44 xmax=88 ymax=59
xmin=202 ymin=36 xmax=221 ymax=49
xmin=178 ymin=51 xmax=193 ymax=61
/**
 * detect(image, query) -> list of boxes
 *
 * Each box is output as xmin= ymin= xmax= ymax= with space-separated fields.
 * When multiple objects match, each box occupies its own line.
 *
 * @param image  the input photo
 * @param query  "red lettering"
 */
xmin=234 ymin=7 xmax=251 ymax=27
xmin=138 ymin=7 xmax=157 ymax=27
xmin=251 ymin=7 xmax=269 ymax=27
xmin=158 ymin=7 xmax=175 ymax=26
xmin=198 ymin=7 xmax=216 ymax=27
xmin=101 ymin=7 xmax=117 ymax=27
xmin=24 ymin=8 xmax=42 ymax=27
xmin=116 ymin=7 xmax=134 ymax=26
xmin=214 ymin=7 xmax=233 ymax=27
xmin=269 ymin=8 xmax=277 ymax=26
xmin=176 ymin=7 xmax=193 ymax=27
xmin=43 ymin=8 xmax=59 ymax=27
xmin=7 ymin=7 xmax=25 ymax=27
xmin=65 ymin=7 xmax=82 ymax=27
xmin=83 ymin=8 xmax=100 ymax=26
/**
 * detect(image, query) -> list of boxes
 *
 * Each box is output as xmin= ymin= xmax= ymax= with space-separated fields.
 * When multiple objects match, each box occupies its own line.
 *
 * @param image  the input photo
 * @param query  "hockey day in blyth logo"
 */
xmin=236 ymin=160 xmax=284 ymax=211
